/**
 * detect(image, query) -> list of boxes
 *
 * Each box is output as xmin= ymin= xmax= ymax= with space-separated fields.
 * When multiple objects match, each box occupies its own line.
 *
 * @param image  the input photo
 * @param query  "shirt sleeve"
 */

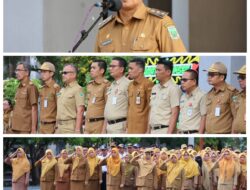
xmin=75 ymin=87 xmax=85 ymax=107
xmin=200 ymin=93 xmax=207 ymax=116
xmin=156 ymin=16 xmax=187 ymax=52
xmin=28 ymin=85 xmax=39 ymax=106
xmin=169 ymin=86 xmax=182 ymax=108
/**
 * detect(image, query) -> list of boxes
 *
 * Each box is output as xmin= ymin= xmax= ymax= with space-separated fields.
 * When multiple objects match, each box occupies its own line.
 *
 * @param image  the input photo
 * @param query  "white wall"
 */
xmin=172 ymin=0 xmax=189 ymax=51
xmin=4 ymin=0 xmax=44 ymax=52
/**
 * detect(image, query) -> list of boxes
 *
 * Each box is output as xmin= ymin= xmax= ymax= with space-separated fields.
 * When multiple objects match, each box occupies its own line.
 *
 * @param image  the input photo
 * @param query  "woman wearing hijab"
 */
xmin=4 ymin=148 xmax=31 ymax=190
xmin=35 ymin=149 xmax=57 ymax=190
xmin=201 ymin=151 xmax=214 ymax=190
xmin=86 ymin=148 xmax=102 ymax=190
xmin=211 ymin=149 xmax=238 ymax=190
xmin=123 ymin=154 xmax=137 ymax=190
xmin=238 ymin=153 xmax=247 ymax=190
xmin=160 ymin=153 xmax=185 ymax=190
xmin=130 ymin=148 xmax=157 ymax=190
xmin=99 ymin=147 xmax=125 ymax=190
xmin=156 ymin=150 xmax=168 ymax=190
xmin=180 ymin=150 xmax=200 ymax=190
xmin=64 ymin=146 xmax=89 ymax=190
xmin=55 ymin=149 xmax=71 ymax=190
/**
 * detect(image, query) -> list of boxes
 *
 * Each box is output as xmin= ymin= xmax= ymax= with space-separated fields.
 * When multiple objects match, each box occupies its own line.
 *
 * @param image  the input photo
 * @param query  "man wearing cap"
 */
xmin=85 ymin=59 xmax=110 ymax=134
xmin=104 ymin=57 xmax=131 ymax=134
xmin=95 ymin=0 xmax=186 ymax=52
xmin=148 ymin=59 xmax=181 ymax=134
xmin=11 ymin=62 xmax=39 ymax=134
xmin=126 ymin=144 xmax=134 ymax=155
xmin=98 ymin=145 xmax=108 ymax=190
xmin=38 ymin=62 xmax=61 ymax=134
xmin=118 ymin=144 xmax=126 ymax=159
xmin=178 ymin=69 xmax=207 ymax=134
xmin=127 ymin=58 xmax=154 ymax=134
xmin=232 ymin=65 xmax=246 ymax=134
xmin=56 ymin=64 xmax=85 ymax=134
xmin=204 ymin=62 xmax=238 ymax=134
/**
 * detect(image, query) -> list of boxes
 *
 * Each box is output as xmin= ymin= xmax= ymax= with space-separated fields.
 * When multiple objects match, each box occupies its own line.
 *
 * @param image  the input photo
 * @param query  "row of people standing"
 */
xmin=4 ymin=58 xmax=246 ymax=134
xmin=4 ymin=145 xmax=246 ymax=190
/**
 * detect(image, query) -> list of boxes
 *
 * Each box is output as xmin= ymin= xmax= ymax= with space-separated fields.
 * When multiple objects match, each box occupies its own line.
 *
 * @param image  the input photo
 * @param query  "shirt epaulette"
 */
xmin=148 ymin=8 xmax=168 ymax=19
xmin=227 ymin=84 xmax=237 ymax=92
xmin=98 ymin=15 xmax=115 ymax=29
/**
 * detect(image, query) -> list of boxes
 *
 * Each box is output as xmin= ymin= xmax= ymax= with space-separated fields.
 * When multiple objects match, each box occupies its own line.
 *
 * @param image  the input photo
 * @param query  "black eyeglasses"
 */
xmin=208 ymin=72 xmax=221 ymax=77
xmin=181 ymin=78 xmax=194 ymax=82
xmin=237 ymin=75 xmax=246 ymax=80
xmin=60 ymin=71 xmax=75 ymax=75
xmin=15 ymin=69 xmax=27 ymax=72
xmin=109 ymin=65 xmax=120 ymax=68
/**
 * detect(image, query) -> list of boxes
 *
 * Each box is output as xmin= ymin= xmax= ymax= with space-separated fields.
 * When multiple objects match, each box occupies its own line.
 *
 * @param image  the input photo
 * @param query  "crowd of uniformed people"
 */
xmin=5 ymin=143 xmax=247 ymax=190
xmin=3 ymin=57 xmax=246 ymax=134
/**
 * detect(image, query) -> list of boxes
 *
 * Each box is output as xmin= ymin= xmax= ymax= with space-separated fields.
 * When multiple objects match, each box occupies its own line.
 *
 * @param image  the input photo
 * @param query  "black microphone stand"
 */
xmin=70 ymin=7 xmax=109 ymax=52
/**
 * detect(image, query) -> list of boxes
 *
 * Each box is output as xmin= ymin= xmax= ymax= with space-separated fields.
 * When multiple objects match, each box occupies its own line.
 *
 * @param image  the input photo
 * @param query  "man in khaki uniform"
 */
xmin=11 ymin=62 xmax=39 ymax=134
xmin=203 ymin=62 xmax=238 ymax=134
xmin=104 ymin=57 xmax=131 ymax=134
xmin=149 ymin=59 xmax=181 ymax=134
xmin=179 ymin=69 xmax=207 ymax=134
xmin=232 ymin=65 xmax=246 ymax=134
xmin=85 ymin=59 xmax=110 ymax=134
xmin=95 ymin=0 xmax=186 ymax=52
xmin=56 ymin=64 xmax=84 ymax=134
xmin=127 ymin=58 xmax=154 ymax=134
xmin=38 ymin=62 xmax=61 ymax=134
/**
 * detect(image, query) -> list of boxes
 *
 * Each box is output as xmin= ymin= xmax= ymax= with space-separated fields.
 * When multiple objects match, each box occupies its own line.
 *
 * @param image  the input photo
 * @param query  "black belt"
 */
xmin=152 ymin=125 xmax=168 ymax=130
xmin=183 ymin=130 xmax=198 ymax=134
xmin=88 ymin=117 xmax=105 ymax=123
xmin=40 ymin=121 xmax=56 ymax=125
xmin=107 ymin=118 xmax=126 ymax=125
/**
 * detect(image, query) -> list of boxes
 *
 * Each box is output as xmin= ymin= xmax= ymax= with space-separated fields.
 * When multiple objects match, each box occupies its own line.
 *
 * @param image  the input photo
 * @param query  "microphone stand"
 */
xmin=70 ymin=6 xmax=109 ymax=52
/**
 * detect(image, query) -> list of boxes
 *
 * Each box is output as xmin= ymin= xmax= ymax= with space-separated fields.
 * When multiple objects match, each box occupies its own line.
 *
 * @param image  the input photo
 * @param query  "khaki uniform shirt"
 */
xmin=95 ymin=3 xmax=186 ymax=52
xmin=39 ymin=80 xmax=61 ymax=122
xmin=179 ymin=87 xmax=207 ymax=131
xmin=127 ymin=76 xmax=154 ymax=134
xmin=149 ymin=79 xmax=181 ymax=126
xmin=232 ymin=90 xmax=246 ymax=133
xmin=104 ymin=76 xmax=131 ymax=120
xmin=56 ymin=81 xmax=85 ymax=121
xmin=205 ymin=83 xmax=238 ymax=134
xmin=12 ymin=79 xmax=39 ymax=132
xmin=86 ymin=79 xmax=110 ymax=120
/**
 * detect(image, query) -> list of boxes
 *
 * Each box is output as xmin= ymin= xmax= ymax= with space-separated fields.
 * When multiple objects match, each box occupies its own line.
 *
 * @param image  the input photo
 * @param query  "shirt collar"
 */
xmin=44 ymin=80 xmax=55 ymax=88
xmin=20 ymin=78 xmax=30 ymax=87
xmin=133 ymin=75 xmax=144 ymax=85
xmin=113 ymin=76 xmax=126 ymax=85
xmin=213 ymin=82 xmax=226 ymax=93
xmin=68 ymin=81 xmax=78 ymax=87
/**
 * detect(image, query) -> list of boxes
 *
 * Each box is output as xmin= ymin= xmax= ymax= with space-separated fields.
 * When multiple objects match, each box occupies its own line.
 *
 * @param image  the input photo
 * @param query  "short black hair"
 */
xmin=112 ymin=57 xmax=127 ymax=73
xmin=157 ymin=59 xmax=173 ymax=74
xmin=92 ymin=59 xmax=107 ymax=75
xmin=185 ymin=69 xmax=199 ymax=85
xmin=129 ymin=58 xmax=145 ymax=71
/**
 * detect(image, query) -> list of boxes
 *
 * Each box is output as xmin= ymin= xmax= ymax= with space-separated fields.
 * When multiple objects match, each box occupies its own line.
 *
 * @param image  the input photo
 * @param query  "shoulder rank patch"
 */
xmin=148 ymin=8 xmax=168 ymax=18
xmin=98 ymin=15 xmax=115 ymax=29
xmin=167 ymin=26 xmax=180 ymax=40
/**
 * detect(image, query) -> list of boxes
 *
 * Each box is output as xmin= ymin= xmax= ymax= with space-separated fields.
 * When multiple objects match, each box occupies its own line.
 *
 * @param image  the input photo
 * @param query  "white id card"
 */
xmin=112 ymin=97 xmax=117 ymax=105
xmin=92 ymin=97 xmax=96 ymax=104
xmin=215 ymin=107 xmax=221 ymax=117
xmin=136 ymin=96 xmax=141 ymax=105
xmin=187 ymin=108 xmax=192 ymax=117
xmin=44 ymin=99 xmax=48 ymax=108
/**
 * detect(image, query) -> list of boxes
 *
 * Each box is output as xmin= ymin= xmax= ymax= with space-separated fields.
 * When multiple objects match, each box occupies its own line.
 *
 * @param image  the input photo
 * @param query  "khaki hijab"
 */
xmin=41 ymin=149 xmax=57 ymax=178
xmin=57 ymin=149 xmax=70 ymax=178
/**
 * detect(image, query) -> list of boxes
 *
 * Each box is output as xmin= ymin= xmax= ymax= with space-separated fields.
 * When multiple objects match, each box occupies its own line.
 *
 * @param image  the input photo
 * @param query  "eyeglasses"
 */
xmin=208 ymin=72 xmax=221 ymax=77
xmin=109 ymin=65 xmax=120 ymax=68
xmin=181 ymin=78 xmax=194 ymax=82
xmin=15 ymin=69 xmax=27 ymax=72
xmin=60 ymin=71 xmax=75 ymax=75
xmin=237 ymin=75 xmax=246 ymax=80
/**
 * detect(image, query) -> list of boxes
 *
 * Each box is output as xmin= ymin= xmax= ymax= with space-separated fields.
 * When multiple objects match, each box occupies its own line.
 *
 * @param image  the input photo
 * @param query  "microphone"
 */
xmin=94 ymin=0 xmax=122 ymax=12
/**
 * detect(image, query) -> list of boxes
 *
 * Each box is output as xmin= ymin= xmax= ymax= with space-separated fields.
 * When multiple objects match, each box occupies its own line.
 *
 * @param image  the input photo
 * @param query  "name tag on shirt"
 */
xmin=187 ymin=108 xmax=192 ymax=117
xmin=136 ymin=96 xmax=141 ymax=105
xmin=215 ymin=107 xmax=221 ymax=117
xmin=112 ymin=96 xmax=117 ymax=105
xmin=92 ymin=97 xmax=96 ymax=104
xmin=44 ymin=99 xmax=48 ymax=108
